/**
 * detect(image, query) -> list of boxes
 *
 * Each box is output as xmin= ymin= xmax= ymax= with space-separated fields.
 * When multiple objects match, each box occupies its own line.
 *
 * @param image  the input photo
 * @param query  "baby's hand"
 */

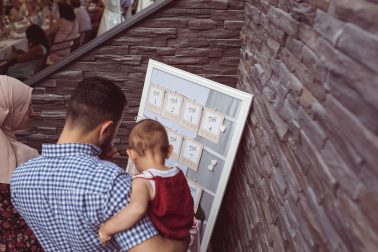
xmin=99 ymin=224 xmax=111 ymax=244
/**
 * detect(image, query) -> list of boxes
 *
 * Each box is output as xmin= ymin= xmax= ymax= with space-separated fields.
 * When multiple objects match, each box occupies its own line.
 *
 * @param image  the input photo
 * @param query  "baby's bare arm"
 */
xmin=100 ymin=179 xmax=150 ymax=241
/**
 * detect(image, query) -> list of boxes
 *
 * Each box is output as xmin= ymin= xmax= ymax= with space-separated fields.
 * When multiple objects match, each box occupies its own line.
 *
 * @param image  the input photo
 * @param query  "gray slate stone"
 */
xmin=314 ymin=9 xmax=345 ymax=46
xmin=337 ymin=23 xmax=378 ymax=74
xmin=267 ymin=7 xmax=299 ymax=36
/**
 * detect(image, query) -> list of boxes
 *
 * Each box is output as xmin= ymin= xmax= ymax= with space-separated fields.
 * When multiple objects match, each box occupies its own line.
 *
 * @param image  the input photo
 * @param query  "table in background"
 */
xmin=0 ymin=20 xmax=50 ymax=61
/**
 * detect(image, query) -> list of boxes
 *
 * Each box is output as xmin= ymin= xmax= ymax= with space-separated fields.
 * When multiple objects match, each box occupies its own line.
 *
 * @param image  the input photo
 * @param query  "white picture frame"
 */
xmin=137 ymin=60 xmax=253 ymax=251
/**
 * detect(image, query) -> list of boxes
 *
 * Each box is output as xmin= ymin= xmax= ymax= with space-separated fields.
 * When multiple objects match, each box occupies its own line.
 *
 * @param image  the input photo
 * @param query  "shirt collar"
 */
xmin=41 ymin=143 xmax=102 ymax=157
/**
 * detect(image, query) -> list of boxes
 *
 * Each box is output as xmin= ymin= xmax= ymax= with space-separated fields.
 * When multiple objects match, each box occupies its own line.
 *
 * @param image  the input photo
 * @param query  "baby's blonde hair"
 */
xmin=128 ymin=119 xmax=169 ymax=164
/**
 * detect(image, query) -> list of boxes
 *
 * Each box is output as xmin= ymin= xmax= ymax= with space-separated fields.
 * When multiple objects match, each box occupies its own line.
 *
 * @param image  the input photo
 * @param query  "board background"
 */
xmin=136 ymin=59 xmax=253 ymax=251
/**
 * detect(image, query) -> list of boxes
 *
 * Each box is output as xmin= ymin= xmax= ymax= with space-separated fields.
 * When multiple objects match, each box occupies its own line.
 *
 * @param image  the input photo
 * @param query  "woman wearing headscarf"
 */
xmin=0 ymin=75 xmax=43 ymax=251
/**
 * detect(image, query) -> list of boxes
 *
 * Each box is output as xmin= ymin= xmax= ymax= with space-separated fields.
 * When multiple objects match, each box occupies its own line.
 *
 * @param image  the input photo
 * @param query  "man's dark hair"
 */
xmin=67 ymin=77 xmax=127 ymax=132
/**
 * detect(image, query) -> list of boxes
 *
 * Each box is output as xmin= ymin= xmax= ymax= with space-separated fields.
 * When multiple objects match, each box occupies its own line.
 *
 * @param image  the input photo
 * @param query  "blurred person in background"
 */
xmin=97 ymin=0 xmax=122 ymax=36
xmin=9 ymin=0 xmax=28 ymax=22
xmin=87 ymin=0 xmax=104 ymax=33
xmin=47 ymin=1 xmax=79 ymax=64
xmin=24 ymin=0 xmax=44 ymax=26
xmin=70 ymin=0 xmax=92 ymax=33
xmin=6 ymin=24 xmax=49 ymax=80
xmin=120 ymin=0 xmax=134 ymax=19
xmin=70 ymin=0 xmax=94 ymax=44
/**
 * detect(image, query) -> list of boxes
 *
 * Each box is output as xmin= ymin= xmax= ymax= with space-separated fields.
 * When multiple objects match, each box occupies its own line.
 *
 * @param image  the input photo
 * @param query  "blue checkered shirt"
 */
xmin=11 ymin=143 xmax=158 ymax=252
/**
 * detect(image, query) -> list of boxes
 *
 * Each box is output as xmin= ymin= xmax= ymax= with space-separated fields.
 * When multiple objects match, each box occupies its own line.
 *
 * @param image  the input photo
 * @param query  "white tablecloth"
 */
xmin=0 ymin=21 xmax=49 ymax=61
xmin=137 ymin=0 xmax=154 ymax=12
xmin=0 ymin=36 xmax=28 ymax=61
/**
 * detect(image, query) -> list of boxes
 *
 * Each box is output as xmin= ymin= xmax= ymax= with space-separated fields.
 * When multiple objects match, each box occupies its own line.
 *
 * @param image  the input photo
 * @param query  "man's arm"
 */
xmin=103 ymin=170 xmax=187 ymax=252
xmin=102 ymin=171 xmax=158 ymax=250
xmin=100 ymin=179 xmax=149 ymax=243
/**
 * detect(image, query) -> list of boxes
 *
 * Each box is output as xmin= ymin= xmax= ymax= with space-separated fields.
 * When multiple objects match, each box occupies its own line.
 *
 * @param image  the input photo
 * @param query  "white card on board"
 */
xmin=187 ymin=179 xmax=203 ymax=213
xmin=162 ymin=91 xmax=184 ymax=122
xmin=146 ymin=85 xmax=165 ymax=114
xmin=166 ymin=128 xmax=184 ymax=162
xmin=179 ymin=98 xmax=203 ymax=132
xmin=179 ymin=138 xmax=203 ymax=171
xmin=198 ymin=108 xmax=225 ymax=143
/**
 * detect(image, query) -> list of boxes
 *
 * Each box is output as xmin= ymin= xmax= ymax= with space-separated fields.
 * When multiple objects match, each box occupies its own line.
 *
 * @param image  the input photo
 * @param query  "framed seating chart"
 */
xmin=131 ymin=60 xmax=253 ymax=251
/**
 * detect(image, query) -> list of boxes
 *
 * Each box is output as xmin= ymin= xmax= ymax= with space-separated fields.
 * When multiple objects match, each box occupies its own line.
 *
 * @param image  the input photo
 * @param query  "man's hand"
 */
xmin=99 ymin=144 xmax=120 ymax=161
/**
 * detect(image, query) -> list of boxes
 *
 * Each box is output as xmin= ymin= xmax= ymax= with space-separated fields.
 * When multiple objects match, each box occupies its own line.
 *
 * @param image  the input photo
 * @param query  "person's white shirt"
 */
xmin=74 ymin=6 xmax=92 ymax=32
xmin=97 ymin=0 xmax=122 ymax=36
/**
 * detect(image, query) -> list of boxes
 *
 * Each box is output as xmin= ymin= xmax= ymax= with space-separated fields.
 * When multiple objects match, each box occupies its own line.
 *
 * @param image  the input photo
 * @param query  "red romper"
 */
xmin=133 ymin=167 xmax=194 ymax=239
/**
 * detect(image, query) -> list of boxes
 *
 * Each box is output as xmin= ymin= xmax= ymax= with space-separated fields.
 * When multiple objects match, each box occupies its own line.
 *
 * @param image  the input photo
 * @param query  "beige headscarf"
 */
xmin=0 ymin=75 xmax=38 ymax=184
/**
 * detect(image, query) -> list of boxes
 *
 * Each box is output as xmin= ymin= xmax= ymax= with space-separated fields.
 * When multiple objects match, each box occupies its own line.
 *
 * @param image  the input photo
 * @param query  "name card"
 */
xmin=198 ymin=108 xmax=225 ymax=143
xmin=179 ymin=98 xmax=203 ymax=132
xmin=162 ymin=91 xmax=184 ymax=122
xmin=187 ymin=179 xmax=203 ymax=213
xmin=179 ymin=138 xmax=203 ymax=171
xmin=146 ymin=85 xmax=165 ymax=114
xmin=166 ymin=128 xmax=184 ymax=162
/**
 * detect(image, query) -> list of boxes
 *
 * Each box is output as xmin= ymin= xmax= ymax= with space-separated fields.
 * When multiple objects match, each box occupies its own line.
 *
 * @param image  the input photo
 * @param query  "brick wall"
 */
xmin=211 ymin=0 xmax=378 ymax=251
xmin=18 ymin=0 xmax=245 ymax=167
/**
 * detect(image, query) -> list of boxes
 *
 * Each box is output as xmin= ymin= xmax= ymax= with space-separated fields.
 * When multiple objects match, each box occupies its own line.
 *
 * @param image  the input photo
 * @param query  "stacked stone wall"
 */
xmin=211 ymin=0 xmax=378 ymax=251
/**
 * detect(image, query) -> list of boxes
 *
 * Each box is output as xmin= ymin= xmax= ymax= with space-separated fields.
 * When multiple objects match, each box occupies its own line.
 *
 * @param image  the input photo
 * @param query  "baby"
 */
xmin=99 ymin=119 xmax=194 ymax=246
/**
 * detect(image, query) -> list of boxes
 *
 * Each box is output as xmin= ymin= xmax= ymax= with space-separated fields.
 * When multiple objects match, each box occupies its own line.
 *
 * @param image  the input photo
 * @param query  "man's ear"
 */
xmin=98 ymin=120 xmax=114 ymax=145
xmin=166 ymin=144 xmax=174 ymax=159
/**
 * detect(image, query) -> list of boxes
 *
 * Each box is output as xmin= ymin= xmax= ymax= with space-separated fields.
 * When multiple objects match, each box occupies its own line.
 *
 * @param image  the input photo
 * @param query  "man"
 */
xmin=11 ymin=77 xmax=186 ymax=251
